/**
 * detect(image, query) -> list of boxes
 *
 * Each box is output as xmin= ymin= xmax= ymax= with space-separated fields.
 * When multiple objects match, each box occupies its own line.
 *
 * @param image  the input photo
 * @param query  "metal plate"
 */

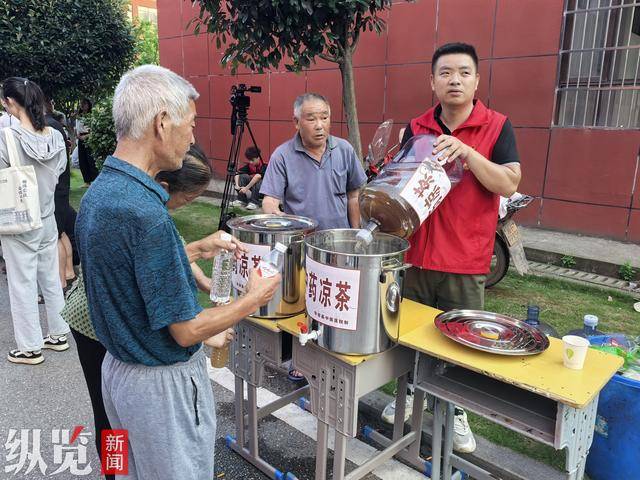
xmin=434 ymin=309 xmax=550 ymax=355
xmin=227 ymin=214 xmax=316 ymax=233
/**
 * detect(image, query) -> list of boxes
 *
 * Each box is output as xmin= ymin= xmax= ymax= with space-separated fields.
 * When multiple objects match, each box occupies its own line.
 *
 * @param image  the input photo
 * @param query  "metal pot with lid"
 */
xmin=227 ymin=214 xmax=316 ymax=318
xmin=302 ymin=229 xmax=410 ymax=355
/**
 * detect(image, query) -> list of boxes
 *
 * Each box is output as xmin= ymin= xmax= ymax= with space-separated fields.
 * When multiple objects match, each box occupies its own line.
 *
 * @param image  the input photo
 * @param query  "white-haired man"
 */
xmin=76 ymin=65 xmax=281 ymax=479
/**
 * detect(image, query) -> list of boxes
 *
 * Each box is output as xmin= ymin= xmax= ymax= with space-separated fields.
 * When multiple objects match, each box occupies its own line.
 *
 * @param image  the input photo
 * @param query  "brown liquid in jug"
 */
xmin=357 ymin=135 xmax=462 ymax=246
xmin=359 ymin=163 xmax=425 ymax=239
xmin=359 ymin=185 xmax=422 ymax=239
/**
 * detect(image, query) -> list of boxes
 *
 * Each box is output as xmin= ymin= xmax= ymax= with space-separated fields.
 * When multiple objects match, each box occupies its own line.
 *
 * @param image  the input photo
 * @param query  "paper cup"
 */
xmin=562 ymin=335 xmax=590 ymax=370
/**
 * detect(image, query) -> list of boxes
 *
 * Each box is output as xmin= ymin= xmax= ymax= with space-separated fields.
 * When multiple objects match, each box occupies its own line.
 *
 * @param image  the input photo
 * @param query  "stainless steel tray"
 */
xmin=434 ymin=309 xmax=550 ymax=355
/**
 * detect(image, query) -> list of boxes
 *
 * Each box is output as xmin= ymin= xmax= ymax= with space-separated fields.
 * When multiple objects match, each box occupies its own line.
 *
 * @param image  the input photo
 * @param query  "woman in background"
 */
xmin=0 ymin=77 xmax=69 ymax=364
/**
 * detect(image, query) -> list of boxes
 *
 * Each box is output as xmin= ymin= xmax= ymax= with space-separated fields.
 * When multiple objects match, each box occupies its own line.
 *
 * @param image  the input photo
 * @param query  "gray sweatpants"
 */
xmin=1 ymin=215 xmax=69 ymax=351
xmin=101 ymin=347 xmax=216 ymax=479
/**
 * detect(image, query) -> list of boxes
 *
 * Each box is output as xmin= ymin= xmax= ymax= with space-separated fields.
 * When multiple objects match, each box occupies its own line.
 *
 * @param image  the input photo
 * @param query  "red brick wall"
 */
xmin=157 ymin=0 xmax=640 ymax=241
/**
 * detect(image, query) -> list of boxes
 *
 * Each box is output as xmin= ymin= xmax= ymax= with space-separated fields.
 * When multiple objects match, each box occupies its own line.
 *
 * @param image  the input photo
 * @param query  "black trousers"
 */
xmin=70 ymin=328 xmax=114 ymax=480
xmin=54 ymin=201 xmax=79 ymax=265
xmin=77 ymin=140 xmax=98 ymax=183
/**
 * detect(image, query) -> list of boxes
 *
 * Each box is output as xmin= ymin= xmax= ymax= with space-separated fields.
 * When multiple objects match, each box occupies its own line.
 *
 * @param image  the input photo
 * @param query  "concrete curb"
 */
xmin=520 ymin=226 xmax=640 ymax=282
xmin=525 ymin=247 xmax=639 ymax=283
xmin=357 ymin=390 xmax=567 ymax=480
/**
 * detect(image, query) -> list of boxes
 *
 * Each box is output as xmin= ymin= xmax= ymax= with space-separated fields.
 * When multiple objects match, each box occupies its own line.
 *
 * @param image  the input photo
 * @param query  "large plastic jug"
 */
xmin=566 ymin=314 xmax=604 ymax=339
xmin=358 ymin=134 xmax=463 ymax=243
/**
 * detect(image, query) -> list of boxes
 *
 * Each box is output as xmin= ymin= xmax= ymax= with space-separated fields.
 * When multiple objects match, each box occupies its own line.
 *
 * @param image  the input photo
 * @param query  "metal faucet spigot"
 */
xmin=297 ymin=322 xmax=320 ymax=346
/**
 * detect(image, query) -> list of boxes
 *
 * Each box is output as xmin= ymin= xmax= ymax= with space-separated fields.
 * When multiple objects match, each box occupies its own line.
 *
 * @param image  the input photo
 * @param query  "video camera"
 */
xmin=230 ymin=84 xmax=261 ymax=110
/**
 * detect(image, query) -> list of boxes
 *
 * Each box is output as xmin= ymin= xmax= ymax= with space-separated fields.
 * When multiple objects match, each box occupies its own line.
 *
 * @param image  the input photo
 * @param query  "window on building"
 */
xmin=555 ymin=0 xmax=640 ymax=128
xmin=137 ymin=6 xmax=157 ymax=26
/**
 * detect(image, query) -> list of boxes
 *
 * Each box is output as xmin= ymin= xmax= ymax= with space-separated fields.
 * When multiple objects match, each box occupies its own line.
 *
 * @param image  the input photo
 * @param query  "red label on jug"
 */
xmin=399 ymin=160 xmax=451 ymax=223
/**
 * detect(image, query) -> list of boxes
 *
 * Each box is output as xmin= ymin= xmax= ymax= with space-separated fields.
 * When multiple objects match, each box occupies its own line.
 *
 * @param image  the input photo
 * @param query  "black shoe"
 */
xmin=43 ymin=334 xmax=70 ymax=352
xmin=8 ymin=349 xmax=44 ymax=365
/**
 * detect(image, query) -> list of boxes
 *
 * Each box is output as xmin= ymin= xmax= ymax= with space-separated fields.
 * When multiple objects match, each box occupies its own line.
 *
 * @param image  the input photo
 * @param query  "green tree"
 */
xmin=86 ymin=17 xmax=160 ymax=169
xmin=191 ymin=0 xmax=397 ymax=160
xmin=134 ymin=19 xmax=160 ymax=66
xmin=0 ymin=0 xmax=135 ymax=109
xmin=87 ymin=96 xmax=116 ymax=171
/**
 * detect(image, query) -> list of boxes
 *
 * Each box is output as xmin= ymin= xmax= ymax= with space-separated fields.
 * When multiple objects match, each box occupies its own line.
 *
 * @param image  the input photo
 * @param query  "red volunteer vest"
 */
xmin=405 ymin=100 xmax=506 ymax=274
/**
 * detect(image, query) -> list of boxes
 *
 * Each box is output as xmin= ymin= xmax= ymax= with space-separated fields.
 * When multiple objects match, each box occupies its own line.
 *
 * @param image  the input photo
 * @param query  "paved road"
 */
xmin=0 ymin=260 xmax=419 ymax=480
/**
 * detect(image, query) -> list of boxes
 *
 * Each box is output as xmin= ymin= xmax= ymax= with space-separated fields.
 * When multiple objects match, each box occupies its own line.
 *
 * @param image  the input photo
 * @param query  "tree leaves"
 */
xmin=190 ymin=0 xmax=393 ymax=73
xmin=86 ymin=96 xmax=116 ymax=171
xmin=0 ymin=0 xmax=136 ymax=109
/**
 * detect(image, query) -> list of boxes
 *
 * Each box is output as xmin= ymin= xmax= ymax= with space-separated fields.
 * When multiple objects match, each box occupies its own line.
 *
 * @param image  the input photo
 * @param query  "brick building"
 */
xmin=157 ymin=0 xmax=640 ymax=241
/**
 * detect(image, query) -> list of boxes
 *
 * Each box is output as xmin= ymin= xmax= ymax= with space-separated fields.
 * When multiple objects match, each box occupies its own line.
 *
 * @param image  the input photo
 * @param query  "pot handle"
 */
xmin=286 ymin=234 xmax=305 ymax=253
xmin=381 ymin=258 xmax=411 ymax=273
xmin=386 ymin=282 xmax=401 ymax=313
xmin=288 ymin=234 xmax=305 ymax=245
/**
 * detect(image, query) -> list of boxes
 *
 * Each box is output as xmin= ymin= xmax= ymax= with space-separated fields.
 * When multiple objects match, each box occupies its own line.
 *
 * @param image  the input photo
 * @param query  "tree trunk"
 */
xmin=339 ymin=49 xmax=363 ymax=161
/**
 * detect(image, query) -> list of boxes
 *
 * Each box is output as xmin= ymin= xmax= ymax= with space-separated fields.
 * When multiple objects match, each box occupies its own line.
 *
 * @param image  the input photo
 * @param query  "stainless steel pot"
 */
xmin=303 ymin=229 xmax=410 ymax=355
xmin=227 ymin=214 xmax=316 ymax=318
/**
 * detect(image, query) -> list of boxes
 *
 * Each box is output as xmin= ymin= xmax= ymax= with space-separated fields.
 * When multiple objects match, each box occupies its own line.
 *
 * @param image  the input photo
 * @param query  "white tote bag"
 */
xmin=0 ymin=128 xmax=42 ymax=234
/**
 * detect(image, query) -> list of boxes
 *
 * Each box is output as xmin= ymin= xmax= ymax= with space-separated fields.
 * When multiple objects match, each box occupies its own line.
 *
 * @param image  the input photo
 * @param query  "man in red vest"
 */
xmin=381 ymin=43 xmax=521 ymax=453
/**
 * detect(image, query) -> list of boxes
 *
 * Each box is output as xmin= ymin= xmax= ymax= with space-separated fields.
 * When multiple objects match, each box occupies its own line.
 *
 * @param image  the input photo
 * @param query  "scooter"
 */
xmin=363 ymin=120 xmax=534 ymax=289
xmin=486 ymin=194 xmax=534 ymax=288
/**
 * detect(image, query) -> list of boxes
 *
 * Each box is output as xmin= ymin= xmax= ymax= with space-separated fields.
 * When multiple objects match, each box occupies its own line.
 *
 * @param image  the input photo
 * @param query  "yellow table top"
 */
xmin=242 ymin=315 xmax=282 ymax=333
xmin=398 ymin=300 xmax=623 ymax=409
xmin=277 ymin=314 xmax=374 ymax=366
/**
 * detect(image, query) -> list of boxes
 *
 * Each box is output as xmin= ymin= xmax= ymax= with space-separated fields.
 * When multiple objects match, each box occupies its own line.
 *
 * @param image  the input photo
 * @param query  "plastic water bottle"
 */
xmin=524 ymin=305 xmax=559 ymax=338
xmin=257 ymin=242 xmax=287 ymax=278
xmin=566 ymin=314 xmax=604 ymax=339
xmin=210 ymin=232 xmax=234 ymax=305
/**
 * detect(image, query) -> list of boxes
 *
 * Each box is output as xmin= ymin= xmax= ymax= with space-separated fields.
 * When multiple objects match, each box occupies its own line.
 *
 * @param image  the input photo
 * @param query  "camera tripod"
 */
xmin=218 ymin=84 xmax=263 ymax=232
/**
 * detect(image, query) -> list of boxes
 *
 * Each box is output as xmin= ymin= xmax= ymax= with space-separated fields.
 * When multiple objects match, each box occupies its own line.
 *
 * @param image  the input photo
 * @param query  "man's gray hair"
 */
xmin=112 ymin=65 xmax=199 ymax=140
xmin=293 ymin=92 xmax=330 ymax=119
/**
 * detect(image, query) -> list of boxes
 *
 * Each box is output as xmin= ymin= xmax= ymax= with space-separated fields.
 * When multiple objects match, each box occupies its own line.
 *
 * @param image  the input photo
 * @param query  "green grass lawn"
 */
xmin=69 ymin=169 xmax=638 ymax=472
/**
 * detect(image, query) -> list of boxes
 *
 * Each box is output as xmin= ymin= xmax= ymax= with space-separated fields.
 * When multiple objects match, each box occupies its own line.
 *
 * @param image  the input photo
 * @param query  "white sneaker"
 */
xmin=381 ymin=393 xmax=426 ymax=424
xmin=453 ymin=408 xmax=477 ymax=453
xmin=43 ymin=334 xmax=70 ymax=352
xmin=231 ymin=200 xmax=246 ymax=207
xmin=246 ymin=202 xmax=258 ymax=210
xmin=8 ymin=349 xmax=44 ymax=365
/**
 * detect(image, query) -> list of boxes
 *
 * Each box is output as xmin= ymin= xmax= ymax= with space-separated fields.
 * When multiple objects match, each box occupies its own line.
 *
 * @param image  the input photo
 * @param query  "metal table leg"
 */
xmin=235 ymin=376 xmax=246 ymax=448
xmin=559 ymin=399 xmax=599 ymax=480
xmin=408 ymin=389 xmax=425 ymax=460
xmin=430 ymin=397 xmax=446 ymax=480
xmin=226 ymin=321 xmax=306 ymax=479
xmin=441 ymin=402 xmax=455 ymax=480
xmin=333 ymin=431 xmax=348 ymax=480
xmin=247 ymin=382 xmax=259 ymax=457
xmin=361 ymin=387 xmax=432 ymax=476
xmin=316 ymin=420 xmax=329 ymax=480
xmin=393 ymin=373 xmax=409 ymax=441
